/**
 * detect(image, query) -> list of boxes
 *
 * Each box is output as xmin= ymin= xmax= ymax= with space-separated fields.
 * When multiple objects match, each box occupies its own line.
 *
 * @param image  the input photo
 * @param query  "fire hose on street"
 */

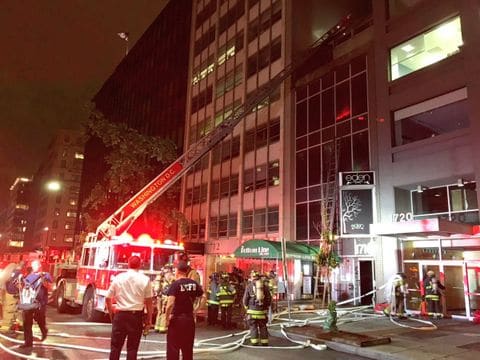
xmin=0 ymin=277 xmax=437 ymax=359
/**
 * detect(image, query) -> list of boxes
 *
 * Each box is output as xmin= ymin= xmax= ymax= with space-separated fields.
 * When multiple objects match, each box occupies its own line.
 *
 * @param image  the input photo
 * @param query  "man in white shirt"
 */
xmin=106 ymin=255 xmax=153 ymax=360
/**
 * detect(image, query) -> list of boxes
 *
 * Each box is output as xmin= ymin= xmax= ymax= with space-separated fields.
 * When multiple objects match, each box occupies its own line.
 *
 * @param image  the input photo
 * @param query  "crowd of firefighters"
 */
xmin=153 ymin=263 xmax=278 ymax=346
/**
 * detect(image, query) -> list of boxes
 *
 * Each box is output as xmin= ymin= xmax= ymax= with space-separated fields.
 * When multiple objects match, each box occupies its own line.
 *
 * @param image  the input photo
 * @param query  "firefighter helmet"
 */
xmin=250 ymin=270 xmax=260 ymax=279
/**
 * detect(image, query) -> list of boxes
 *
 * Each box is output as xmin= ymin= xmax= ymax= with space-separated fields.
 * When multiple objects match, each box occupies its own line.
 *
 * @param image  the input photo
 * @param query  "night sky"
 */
xmin=0 ymin=0 xmax=168 ymax=207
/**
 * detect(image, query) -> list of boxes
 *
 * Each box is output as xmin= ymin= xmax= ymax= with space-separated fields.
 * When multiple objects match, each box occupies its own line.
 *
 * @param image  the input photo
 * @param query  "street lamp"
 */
xmin=46 ymin=181 xmax=61 ymax=192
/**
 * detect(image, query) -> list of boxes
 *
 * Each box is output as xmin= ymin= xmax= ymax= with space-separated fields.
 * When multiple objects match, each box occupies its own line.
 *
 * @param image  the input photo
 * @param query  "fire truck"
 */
xmin=54 ymin=13 xmax=357 ymax=321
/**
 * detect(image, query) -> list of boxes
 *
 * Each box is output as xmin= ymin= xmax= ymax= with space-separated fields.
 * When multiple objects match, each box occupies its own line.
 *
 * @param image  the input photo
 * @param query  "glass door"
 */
xmin=404 ymin=262 xmax=422 ymax=312
xmin=443 ymin=264 xmax=466 ymax=316
xmin=466 ymin=262 xmax=480 ymax=317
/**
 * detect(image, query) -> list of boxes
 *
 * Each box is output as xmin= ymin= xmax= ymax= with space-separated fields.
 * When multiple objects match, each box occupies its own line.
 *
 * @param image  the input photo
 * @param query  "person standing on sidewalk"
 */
xmin=207 ymin=272 xmax=220 ymax=325
xmin=165 ymin=260 xmax=204 ymax=360
xmin=423 ymin=270 xmax=445 ymax=318
xmin=217 ymin=272 xmax=236 ymax=329
xmin=106 ymin=255 xmax=153 ymax=360
xmin=243 ymin=270 xmax=271 ymax=346
xmin=20 ymin=260 xmax=52 ymax=350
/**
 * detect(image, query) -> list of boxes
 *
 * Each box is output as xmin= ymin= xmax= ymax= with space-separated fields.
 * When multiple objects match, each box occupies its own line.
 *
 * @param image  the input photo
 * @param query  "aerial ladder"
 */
xmin=91 ymin=13 xmax=359 ymax=242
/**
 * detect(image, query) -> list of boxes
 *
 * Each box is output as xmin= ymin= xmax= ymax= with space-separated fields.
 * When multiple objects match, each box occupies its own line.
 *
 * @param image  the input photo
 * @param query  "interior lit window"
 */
xmin=390 ymin=16 xmax=463 ymax=80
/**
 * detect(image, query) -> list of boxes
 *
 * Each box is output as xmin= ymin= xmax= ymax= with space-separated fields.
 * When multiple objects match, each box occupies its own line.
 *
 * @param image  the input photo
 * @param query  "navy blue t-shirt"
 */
xmin=167 ymin=278 xmax=203 ymax=316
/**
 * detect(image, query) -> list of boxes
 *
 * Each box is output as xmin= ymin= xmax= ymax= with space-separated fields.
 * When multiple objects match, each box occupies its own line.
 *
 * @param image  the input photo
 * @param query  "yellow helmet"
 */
xmin=250 ymin=270 xmax=260 ymax=279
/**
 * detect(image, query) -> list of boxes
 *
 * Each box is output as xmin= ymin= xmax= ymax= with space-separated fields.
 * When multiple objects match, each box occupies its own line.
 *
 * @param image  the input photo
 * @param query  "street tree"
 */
xmin=80 ymin=109 xmax=189 ymax=242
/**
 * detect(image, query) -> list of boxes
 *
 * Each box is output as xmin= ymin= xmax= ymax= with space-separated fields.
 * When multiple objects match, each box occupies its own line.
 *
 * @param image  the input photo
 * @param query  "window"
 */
xmin=75 ymin=152 xmax=84 ymax=159
xmin=54 ymin=208 xmax=61 ymax=216
xmin=393 ymin=88 xmax=469 ymax=146
xmin=194 ymin=26 xmax=216 ymax=55
xmin=214 ymin=100 xmax=242 ymax=127
xmin=67 ymin=211 xmax=77 ymax=218
xmin=390 ymin=17 xmax=463 ymax=80
xmin=217 ymin=31 xmax=244 ymax=66
xmin=191 ymin=86 xmax=213 ymax=114
xmin=218 ymin=1 xmax=245 ymax=34
xmin=412 ymin=182 xmax=479 ymax=224
xmin=388 ymin=0 xmax=424 ymax=19
xmin=196 ymin=0 xmax=216 ymax=28
xmin=65 ymin=222 xmax=74 ymax=230
xmin=247 ymin=37 xmax=281 ymax=77
xmin=69 ymin=199 xmax=77 ymax=206
xmin=216 ymin=65 xmax=243 ymax=97
xmin=242 ymin=210 xmax=253 ymax=233
xmin=248 ymin=1 xmax=281 ymax=42
xmin=192 ymin=54 xmax=215 ymax=85
xmin=245 ymin=117 xmax=280 ymax=153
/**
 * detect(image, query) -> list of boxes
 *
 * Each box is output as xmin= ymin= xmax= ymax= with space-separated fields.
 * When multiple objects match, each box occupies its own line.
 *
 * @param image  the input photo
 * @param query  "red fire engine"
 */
xmin=56 ymin=233 xmax=183 ymax=321
xmin=54 ymin=13 xmax=356 ymax=321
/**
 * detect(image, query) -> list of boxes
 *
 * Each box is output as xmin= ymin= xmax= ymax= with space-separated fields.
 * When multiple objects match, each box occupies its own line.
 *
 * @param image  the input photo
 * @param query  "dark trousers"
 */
xmin=110 ymin=311 xmax=143 ymax=360
xmin=23 ymin=306 xmax=47 ymax=346
xmin=427 ymin=298 xmax=442 ymax=316
xmin=207 ymin=304 xmax=219 ymax=325
xmin=167 ymin=314 xmax=195 ymax=360
xmin=248 ymin=318 xmax=268 ymax=345
xmin=220 ymin=305 xmax=233 ymax=329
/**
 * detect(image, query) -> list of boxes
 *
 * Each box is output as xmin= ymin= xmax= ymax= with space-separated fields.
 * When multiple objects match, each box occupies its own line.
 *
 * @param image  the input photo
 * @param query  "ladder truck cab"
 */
xmin=56 ymin=233 xmax=183 ymax=321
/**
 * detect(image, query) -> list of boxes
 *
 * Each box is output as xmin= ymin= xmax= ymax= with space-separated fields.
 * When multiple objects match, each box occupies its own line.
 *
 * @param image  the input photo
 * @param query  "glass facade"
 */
xmin=390 ymin=16 xmax=463 ymax=80
xmin=295 ymin=55 xmax=369 ymax=242
xmin=411 ymin=182 xmax=479 ymax=224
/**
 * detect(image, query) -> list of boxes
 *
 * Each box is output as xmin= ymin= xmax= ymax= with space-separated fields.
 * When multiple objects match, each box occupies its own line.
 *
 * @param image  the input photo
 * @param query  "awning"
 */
xmin=233 ymin=239 xmax=318 ymax=261
xmin=370 ymin=218 xmax=475 ymax=238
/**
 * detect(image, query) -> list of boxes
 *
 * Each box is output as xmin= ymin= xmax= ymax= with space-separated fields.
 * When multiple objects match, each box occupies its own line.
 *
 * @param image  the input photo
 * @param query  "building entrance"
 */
xmin=404 ymin=260 xmax=467 ymax=317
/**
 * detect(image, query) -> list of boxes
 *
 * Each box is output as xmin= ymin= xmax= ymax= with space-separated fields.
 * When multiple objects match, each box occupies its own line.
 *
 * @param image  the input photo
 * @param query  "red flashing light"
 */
xmin=357 ymin=116 xmax=365 ymax=121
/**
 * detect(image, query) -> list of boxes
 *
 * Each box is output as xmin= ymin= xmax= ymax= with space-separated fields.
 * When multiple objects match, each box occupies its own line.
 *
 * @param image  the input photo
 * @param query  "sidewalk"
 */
xmin=271 ymin=311 xmax=480 ymax=360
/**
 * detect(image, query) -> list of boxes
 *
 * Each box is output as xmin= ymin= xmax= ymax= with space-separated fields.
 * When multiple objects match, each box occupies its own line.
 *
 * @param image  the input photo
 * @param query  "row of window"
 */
xmin=186 ymin=159 xmax=279 ymax=206
xmin=187 ymin=205 xmax=279 ymax=240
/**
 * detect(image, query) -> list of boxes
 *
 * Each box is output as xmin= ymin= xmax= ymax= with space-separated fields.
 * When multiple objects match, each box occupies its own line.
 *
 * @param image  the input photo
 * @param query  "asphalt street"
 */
xmin=0 ymin=306 xmax=368 ymax=359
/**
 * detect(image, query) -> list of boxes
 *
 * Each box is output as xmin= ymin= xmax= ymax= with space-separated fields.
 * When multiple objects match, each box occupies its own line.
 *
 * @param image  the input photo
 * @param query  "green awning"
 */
xmin=233 ymin=239 xmax=318 ymax=261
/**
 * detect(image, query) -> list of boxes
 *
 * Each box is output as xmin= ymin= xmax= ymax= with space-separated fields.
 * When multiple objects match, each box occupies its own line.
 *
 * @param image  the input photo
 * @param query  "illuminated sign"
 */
xmin=340 ymin=188 xmax=374 ymax=236
xmin=340 ymin=171 xmax=375 ymax=186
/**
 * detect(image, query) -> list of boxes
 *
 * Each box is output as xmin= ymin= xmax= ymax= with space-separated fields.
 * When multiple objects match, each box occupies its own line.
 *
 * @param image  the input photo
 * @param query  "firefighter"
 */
xmin=1 ymin=262 xmax=24 ymax=333
xmin=176 ymin=252 xmax=201 ymax=284
xmin=155 ymin=266 xmax=174 ymax=333
xmin=207 ymin=272 xmax=220 ymax=325
xmin=243 ymin=270 xmax=271 ymax=346
xmin=423 ymin=270 xmax=445 ymax=318
xmin=392 ymin=272 xmax=408 ymax=318
xmin=217 ymin=272 xmax=236 ymax=329
xmin=267 ymin=270 xmax=278 ymax=313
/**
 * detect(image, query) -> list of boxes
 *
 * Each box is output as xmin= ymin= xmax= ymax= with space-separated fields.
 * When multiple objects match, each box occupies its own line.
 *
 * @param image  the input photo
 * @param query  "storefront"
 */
xmin=233 ymin=239 xmax=318 ymax=300
xmin=372 ymin=218 xmax=480 ymax=319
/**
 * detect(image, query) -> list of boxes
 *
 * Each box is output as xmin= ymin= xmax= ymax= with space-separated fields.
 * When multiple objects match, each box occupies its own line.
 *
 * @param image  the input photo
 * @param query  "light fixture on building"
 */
xmin=416 ymin=185 xmax=424 ymax=193
xmin=457 ymin=178 xmax=465 ymax=187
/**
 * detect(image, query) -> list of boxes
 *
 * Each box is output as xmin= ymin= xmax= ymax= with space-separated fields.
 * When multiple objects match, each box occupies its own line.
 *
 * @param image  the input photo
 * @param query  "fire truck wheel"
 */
xmin=82 ymin=288 xmax=103 ymax=322
xmin=56 ymin=283 xmax=68 ymax=313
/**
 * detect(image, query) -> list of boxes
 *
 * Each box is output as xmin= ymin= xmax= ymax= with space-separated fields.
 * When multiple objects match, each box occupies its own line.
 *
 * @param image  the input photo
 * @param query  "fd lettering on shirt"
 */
xmin=180 ymin=283 xmax=197 ymax=292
